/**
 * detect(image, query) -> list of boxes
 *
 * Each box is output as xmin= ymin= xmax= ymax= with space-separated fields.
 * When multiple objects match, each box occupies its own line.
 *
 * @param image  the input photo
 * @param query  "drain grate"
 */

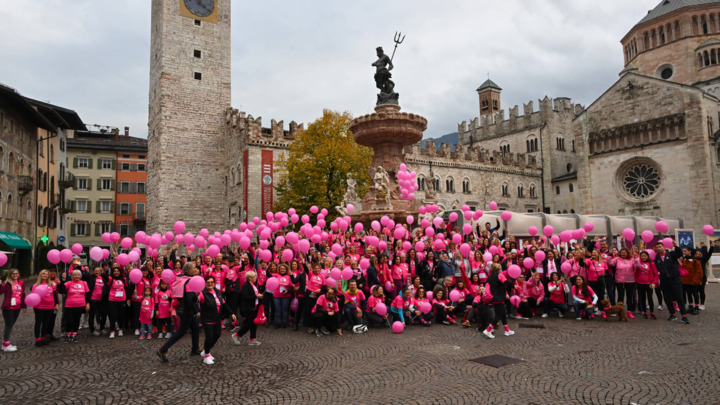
xmin=676 ymin=342 xmax=692 ymax=346
xmin=518 ymin=323 xmax=545 ymax=329
xmin=470 ymin=354 xmax=524 ymax=368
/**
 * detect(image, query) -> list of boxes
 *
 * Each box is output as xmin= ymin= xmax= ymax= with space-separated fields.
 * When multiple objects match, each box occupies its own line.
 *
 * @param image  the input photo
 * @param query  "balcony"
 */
xmin=18 ymin=176 xmax=34 ymax=195
xmin=133 ymin=213 xmax=146 ymax=224
xmin=59 ymin=199 xmax=75 ymax=214
xmin=58 ymin=172 xmax=75 ymax=189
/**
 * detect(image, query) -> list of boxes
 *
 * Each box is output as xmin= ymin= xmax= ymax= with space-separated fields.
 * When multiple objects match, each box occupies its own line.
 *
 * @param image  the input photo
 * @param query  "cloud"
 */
xmin=0 ymin=0 xmax=658 ymax=138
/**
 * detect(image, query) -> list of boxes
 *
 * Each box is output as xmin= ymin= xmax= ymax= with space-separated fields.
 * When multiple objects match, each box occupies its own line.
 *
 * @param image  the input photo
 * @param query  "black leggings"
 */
xmin=468 ymin=303 xmax=491 ymax=329
xmin=33 ymin=308 xmax=54 ymax=339
xmin=89 ymin=300 xmax=107 ymax=332
xmin=108 ymin=301 xmax=126 ymax=331
xmin=161 ymin=313 xmax=200 ymax=353
xmin=236 ymin=309 xmax=258 ymax=340
xmin=202 ymin=322 xmax=222 ymax=354
xmin=491 ymin=302 xmax=508 ymax=326
xmin=636 ymin=284 xmax=654 ymax=313
xmin=262 ymin=292 xmax=274 ymax=324
xmin=517 ymin=297 xmax=538 ymax=318
xmin=130 ymin=301 xmax=141 ymax=331
xmin=156 ymin=317 xmax=174 ymax=334
xmin=302 ymin=296 xmax=318 ymax=328
xmin=433 ymin=304 xmax=449 ymax=323
xmin=654 ymin=285 xmax=663 ymax=306
xmin=684 ymin=285 xmax=700 ymax=306
xmin=365 ymin=312 xmax=387 ymax=326
xmin=615 ymin=282 xmax=636 ymax=311
xmin=2 ymin=308 xmax=20 ymax=342
xmin=65 ymin=306 xmax=85 ymax=334
xmin=294 ymin=296 xmax=306 ymax=327
xmin=589 ymin=278 xmax=605 ymax=303
xmin=311 ymin=311 xmax=340 ymax=331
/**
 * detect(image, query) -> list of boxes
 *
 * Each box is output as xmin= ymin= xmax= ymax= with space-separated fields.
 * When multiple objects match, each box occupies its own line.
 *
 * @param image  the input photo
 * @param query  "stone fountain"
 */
xmin=346 ymin=43 xmax=427 ymax=224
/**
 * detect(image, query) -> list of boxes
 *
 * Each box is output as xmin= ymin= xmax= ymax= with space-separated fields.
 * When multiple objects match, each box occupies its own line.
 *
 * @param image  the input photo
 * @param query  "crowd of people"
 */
xmin=1 ymin=216 xmax=717 ymax=366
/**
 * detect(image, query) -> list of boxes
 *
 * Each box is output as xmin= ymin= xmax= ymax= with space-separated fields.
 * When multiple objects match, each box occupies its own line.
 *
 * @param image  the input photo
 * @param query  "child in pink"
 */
xmin=139 ymin=287 xmax=154 ymax=340
xmin=154 ymin=281 xmax=174 ymax=338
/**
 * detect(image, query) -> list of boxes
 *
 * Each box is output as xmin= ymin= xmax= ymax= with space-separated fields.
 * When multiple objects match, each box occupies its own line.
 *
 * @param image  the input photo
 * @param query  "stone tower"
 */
xmin=476 ymin=79 xmax=502 ymax=116
xmin=147 ymin=0 xmax=231 ymax=233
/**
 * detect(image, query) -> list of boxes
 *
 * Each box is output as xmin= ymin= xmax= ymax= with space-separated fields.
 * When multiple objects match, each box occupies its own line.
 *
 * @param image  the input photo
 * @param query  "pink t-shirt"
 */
xmin=91 ymin=276 xmax=105 ymax=301
xmin=33 ymin=282 xmax=56 ymax=310
xmin=343 ymin=290 xmax=366 ymax=307
xmin=109 ymin=279 xmax=127 ymax=302
xmin=139 ymin=296 xmax=154 ymax=324
xmin=64 ymin=281 xmax=89 ymax=307
xmin=272 ymin=275 xmax=293 ymax=298
xmin=391 ymin=295 xmax=411 ymax=310
xmin=312 ymin=294 xmax=339 ymax=313
xmin=155 ymin=289 xmax=173 ymax=318
xmin=9 ymin=281 xmax=24 ymax=309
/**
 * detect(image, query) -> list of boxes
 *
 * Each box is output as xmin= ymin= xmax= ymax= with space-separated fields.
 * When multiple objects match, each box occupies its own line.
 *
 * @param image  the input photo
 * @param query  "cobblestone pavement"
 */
xmin=2 ymin=285 xmax=720 ymax=405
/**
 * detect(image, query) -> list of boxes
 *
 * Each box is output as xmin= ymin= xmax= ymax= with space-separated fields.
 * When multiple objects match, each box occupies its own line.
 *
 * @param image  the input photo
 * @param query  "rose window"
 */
xmin=621 ymin=163 xmax=660 ymax=199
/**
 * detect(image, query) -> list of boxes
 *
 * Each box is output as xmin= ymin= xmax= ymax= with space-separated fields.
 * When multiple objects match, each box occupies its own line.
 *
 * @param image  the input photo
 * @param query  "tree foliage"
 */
xmin=274 ymin=109 xmax=373 ymax=220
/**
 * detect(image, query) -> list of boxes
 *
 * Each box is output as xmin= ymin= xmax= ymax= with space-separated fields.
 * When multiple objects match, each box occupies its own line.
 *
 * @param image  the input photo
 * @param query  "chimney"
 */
xmin=124 ymin=126 xmax=129 ymax=136
xmin=113 ymin=128 xmax=119 ymax=139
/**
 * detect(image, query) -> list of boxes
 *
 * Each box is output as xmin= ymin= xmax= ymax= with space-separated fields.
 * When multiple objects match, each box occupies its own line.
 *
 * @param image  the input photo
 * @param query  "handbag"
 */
xmin=253 ymin=304 xmax=267 ymax=325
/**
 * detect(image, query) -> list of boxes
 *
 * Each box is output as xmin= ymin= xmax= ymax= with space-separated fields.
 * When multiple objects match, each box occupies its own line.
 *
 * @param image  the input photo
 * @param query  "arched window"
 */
xmin=462 ymin=178 xmax=470 ymax=194
xmin=231 ymin=168 xmax=235 ymax=186
xmin=7 ymin=194 xmax=13 ymax=219
xmin=481 ymin=100 xmax=489 ymax=111
xmin=43 ymin=207 xmax=50 ymax=227
xmin=569 ymin=183 xmax=574 ymax=193
xmin=8 ymin=152 xmax=15 ymax=175
xmin=570 ymin=209 xmax=576 ymax=214
xmin=446 ymin=177 xmax=454 ymax=193
xmin=517 ymin=184 xmax=524 ymax=198
xmin=699 ymin=53 xmax=704 ymax=67
xmin=0 ymin=146 xmax=4 ymax=172
xmin=529 ymin=184 xmax=537 ymax=198
xmin=43 ymin=172 xmax=48 ymax=192
xmin=26 ymin=201 xmax=32 ymax=222
xmin=50 ymin=144 xmax=54 ymax=163
xmin=712 ymin=49 xmax=717 ymax=65
xmin=501 ymin=183 xmax=509 ymax=197
xmin=705 ymin=50 xmax=710 ymax=66
xmin=417 ymin=176 xmax=426 ymax=191
xmin=38 ymin=205 xmax=44 ymax=226
xmin=556 ymin=186 xmax=560 ymax=195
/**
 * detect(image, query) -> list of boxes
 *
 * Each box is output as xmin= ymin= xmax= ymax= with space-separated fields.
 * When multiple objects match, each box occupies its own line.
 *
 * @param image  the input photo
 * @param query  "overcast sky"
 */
xmin=0 ymin=0 xmax=660 ymax=139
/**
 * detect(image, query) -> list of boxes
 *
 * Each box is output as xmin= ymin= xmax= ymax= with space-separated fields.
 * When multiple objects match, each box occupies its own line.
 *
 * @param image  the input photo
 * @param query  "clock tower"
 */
xmin=147 ymin=0 xmax=231 ymax=233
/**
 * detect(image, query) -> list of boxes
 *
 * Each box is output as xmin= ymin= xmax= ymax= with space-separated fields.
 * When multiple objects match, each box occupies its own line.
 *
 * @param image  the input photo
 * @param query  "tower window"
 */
xmin=194 ymin=19 xmax=201 ymax=26
xmin=194 ymin=72 xmax=202 ymax=80
xmin=194 ymin=49 xmax=202 ymax=58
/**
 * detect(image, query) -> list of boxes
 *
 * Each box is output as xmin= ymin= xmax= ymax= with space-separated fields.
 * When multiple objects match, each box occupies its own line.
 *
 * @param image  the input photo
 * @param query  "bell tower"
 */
xmin=476 ymin=78 xmax=502 ymax=116
xmin=147 ymin=0 xmax=231 ymax=233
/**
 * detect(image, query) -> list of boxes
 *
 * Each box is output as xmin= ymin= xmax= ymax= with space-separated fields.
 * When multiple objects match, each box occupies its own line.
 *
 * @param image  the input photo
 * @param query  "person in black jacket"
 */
xmin=653 ymin=241 xmax=689 ymax=324
xmin=366 ymin=256 xmax=380 ymax=290
xmin=198 ymin=276 xmax=236 ymax=365
xmin=231 ymin=270 xmax=264 ymax=346
xmin=696 ymin=241 xmax=717 ymax=310
xmin=157 ymin=262 xmax=202 ymax=362
xmin=419 ymin=252 xmax=437 ymax=292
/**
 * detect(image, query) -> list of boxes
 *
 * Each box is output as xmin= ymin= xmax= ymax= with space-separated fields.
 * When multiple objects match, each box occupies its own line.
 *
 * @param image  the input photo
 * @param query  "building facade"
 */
xmin=114 ymin=132 xmax=148 ymax=239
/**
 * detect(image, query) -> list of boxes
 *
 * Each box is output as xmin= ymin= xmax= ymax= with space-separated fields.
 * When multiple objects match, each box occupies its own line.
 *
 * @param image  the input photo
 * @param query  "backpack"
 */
xmin=352 ymin=324 xmax=368 ymax=334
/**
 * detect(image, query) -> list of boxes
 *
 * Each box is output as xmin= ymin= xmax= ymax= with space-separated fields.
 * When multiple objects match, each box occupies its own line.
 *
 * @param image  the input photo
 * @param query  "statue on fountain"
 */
xmin=371 ymin=166 xmax=393 ymax=210
xmin=372 ymin=47 xmax=399 ymax=105
xmin=335 ymin=174 xmax=360 ymax=217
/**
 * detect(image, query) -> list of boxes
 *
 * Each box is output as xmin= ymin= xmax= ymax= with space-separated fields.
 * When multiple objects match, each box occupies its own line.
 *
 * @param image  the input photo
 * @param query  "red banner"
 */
xmin=243 ymin=150 xmax=248 ymax=221
xmin=261 ymin=150 xmax=273 ymax=214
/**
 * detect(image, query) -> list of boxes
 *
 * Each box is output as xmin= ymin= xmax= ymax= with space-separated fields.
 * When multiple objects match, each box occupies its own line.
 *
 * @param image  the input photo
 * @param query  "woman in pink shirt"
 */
xmin=611 ymin=248 xmax=640 ymax=319
xmin=59 ymin=270 xmax=90 ymax=343
xmin=543 ymin=272 xmax=569 ymax=318
xmin=409 ymin=287 xmax=433 ymax=326
xmin=365 ymin=285 xmax=390 ymax=328
xmin=636 ymin=251 xmax=659 ymax=320
xmin=572 ymin=276 xmax=598 ymax=320
xmin=432 ymin=287 xmax=455 ymax=325
xmin=272 ymin=264 xmax=293 ymax=329
xmin=1 ymin=269 xmax=26 ymax=351
xmin=87 ymin=266 xmax=108 ymax=337
xmin=32 ymin=270 xmax=58 ymax=347
xmin=107 ymin=267 xmax=129 ymax=339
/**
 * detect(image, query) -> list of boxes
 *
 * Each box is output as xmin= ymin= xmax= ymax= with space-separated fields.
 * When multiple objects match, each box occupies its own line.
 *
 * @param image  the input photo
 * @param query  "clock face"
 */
xmin=262 ymin=175 xmax=273 ymax=185
xmin=183 ymin=0 xmax=215 ymax=18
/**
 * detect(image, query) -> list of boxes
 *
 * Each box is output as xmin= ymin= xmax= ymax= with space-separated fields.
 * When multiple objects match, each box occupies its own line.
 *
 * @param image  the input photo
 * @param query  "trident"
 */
xmin=390 ymin=31 xmax=405 ymax=62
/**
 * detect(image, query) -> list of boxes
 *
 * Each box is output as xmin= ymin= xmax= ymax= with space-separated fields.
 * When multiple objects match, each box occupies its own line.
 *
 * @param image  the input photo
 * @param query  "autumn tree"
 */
xmin=274 ymin=109 xmax=373 ymax=220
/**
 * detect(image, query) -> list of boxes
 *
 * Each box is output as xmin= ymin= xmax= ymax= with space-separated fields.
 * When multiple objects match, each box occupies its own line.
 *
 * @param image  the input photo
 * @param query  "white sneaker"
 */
xmin=92 ymin=331 xmax=100 ymax=337
xmin=157 ymin=333 xmax=163 ymax=339
xmin=248 ymin=340 xmax=261 ymax=346
xmin=514 ymin=315 xmax=528 ymax=320
xmin=2 ymin=345 xmax=17 ymax=352
xmin=482 ymin=330 xmax=495 ymax=339
xmin=541 ymin=313 xmax=548 ymax=318
xmin=203 ymin=355 xmax=214 ymax=365
xmin=109 ymin=331 xmax=115 ymax=339
xmin=699 ymin=305 xmax=705 ymax=311
xmin=231 ymin=333 xmax=241 ymax=345
xmin=134 ymin=329 xmax=140 ymax=336
xmin=576 ymin=317 xmax=582 ymax=321
xmin=164 ymin=333 xmax=171 ymax=339
xmin=558 ymin=312 xmax=564 ymax=318
xmin=504 ymin=330 xmax=515 ymax=336
xmin=82 ymin=322 xmax=90 ymax=329
xmin=657 ymin=305 xmax=663 ymax=311
xmin=200 ymin=352 xmax=214 ymax=361
xmin=118 ymin=330 xmax=124 ymax=337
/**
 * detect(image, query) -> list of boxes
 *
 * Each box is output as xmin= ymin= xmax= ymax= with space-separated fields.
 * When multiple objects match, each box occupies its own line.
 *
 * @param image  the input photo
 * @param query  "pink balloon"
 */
xmin=188 ymin=276 xmax=205 ymax=293
xmin=298 ymin=239 xmax=311 ymax=253
xmin=421 ymin=302 xmax=432 ymax=313
xmin=330 ymin=267 xmax=342 ymax=281
xmin=488 ymin=246 xmax=498 ymax=255
xmin=449 ymin=289 xmax=461 ymax=302
xmin=290 ymin=298 xmax=299 ymax=312
xmin=111 ymin=232 xmax=121 ymax=243
xmin=341 ymin=268 xmax=353 ymax=281
xmin=583 ymin=222 xmax=594 ymax=232
xmin=206 ymin=245 xmax=220 ymax=258
xmin=173 ymin=221 xmax=186 ymax=234
xmin=571 ymin=230 xmax=583 ymax=240
xmin=528 ymin=226 xmax=538 ymax=236
xmin=259 ymin=249 xmax=272 ymax=262
xmin=420 ymin=219 xmax=429 ymax=228
xmin=622 ymin=228 xmax=636 ymax=241
xmin=220 ymin=234 xmax=231 ymax=246
xmin=25 ymin=293 xmax=41 ymax=308
xmin=510 ymin=295 xmax=521 ymax=308
xmin=353 ymin=222 xmax=363 ymax=233
xmin=647 ymin=250 xmax=656 ymax=260
xmin=128 ymin=251 xmax=140 ymax=263
xmin=415 ymin=241 xmax=425 ymax=252
xmin=489 ymin=201 xmax=498 ymax=210
xmin=359 ymin=258 xmax=370 ymax=270
xmin=301 ymin=215 xmax=310 ymax=224
xmin=641 ymin=230 xmax=654 ymax=243
xmin=183 ymin=233 xmax=194 ymax=246
xmin=347 ymin=204 xmax=355 ymax=214
xmin=321 ymin=208 xmax=328 ymax=216
xmin=461 ymin=205 xmax=470 ymax=212
xmin=266 ymin=277 xmax=280 ymax=292
xmin=543 ymin=225 xmax=555 ymax=237
xmin=473 ymin=211 xmax=484 ymax=221
xmin=535 ymin=250 xmax=546 ymax=263
xmin=199 ymin=229 xmax=209 ymax=238
xmin=523 ymin=257 xmax=535 ymax=269
xmin=703 ymin=225 xmax=714 ymax=236
xmin=120 ymin=238 xmax=133 ymax=249
xmin=426 ymin=291 xmax=433 ymax=300
xmin=561 ymin=262 xmax=572 ymax=273
xmin=655 ymin=221 xmax=669 ymax=234
xmin=239 ymin=237 xmax=251 ymax=250
xmin=291 ymin=214 xmax=299 ymax=224
xmin=282 ymin=249 xmax=294 ymax=262
xmin=371 ymin=221 xmax=381 ymax=232
xmin=508 ymin=265 xmax=521 ymax=278
xmin=463 ymin=211 xmax=473 ymax=221
xmin=392 ymin=321 xmax=404 ymax=333
xmin=378 ymin=241 xmax=388 ymax=251
xmin=451 ymin=233 xmax=462 ymax=245
xmin=425 ymin=227 xmax=435 ymax=237
xmin=161 ymin=269 xmax=176 ymax=284
xmin=71 ymin=243 xmax=83 ymax=255
xmin=559 ymin=231 xmax=572 ymax=243
xmin=325 ymin=277 xmax=337 ymax=287
xmin=433 ymin=239 xmax=445 ymax=251
xmin=500 ymin=211 xmax=512 ymax=221
xmin=462 ymin=223 xmax=472 ymax=235
xmin=101 ymin=233 xmax=112 ymax=244
xmin=310 ymin=206 xmax=318 ymax=214
xmin=550 ymin=235 xmax=560 ymax=245
xmin=102 ymin=249 xmax=110 ymax=259
xmin=394 ymin=228 xmax=406 ymax=240
xmin=432 ymin=216 xmax=444 ymax=228
xmin=483 ymin=252 xmax=492 ymax=262
xmin=129 ymin=268 xmax=142 ymax=284
xmin=662 ymin=238 xmax=674 ymax=249
xmin=418 ymin=206 xmax=427 ymax=215
xmin=47 ymin=249 xmax=61 ymax=264
xmin=402 ymin=241 xmax=412 ymax=252
xmin=375 ymin=303 xmax=388 ymax=316
xmin=449 ymin=212 xmax=458 ymax=222
xmin=406 ymin=215 xmax=414 ymax=225
xmin=60 ymin=249 xmax=73 ymax=263
xmin=459 ymin=243 xmax=471 ymax=257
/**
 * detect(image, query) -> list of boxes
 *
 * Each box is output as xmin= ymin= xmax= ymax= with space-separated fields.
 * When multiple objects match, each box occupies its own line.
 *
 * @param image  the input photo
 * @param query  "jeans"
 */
xmin=344 ymin=305 xmax=363 ymax=326
xmin=572 ymin=301 xmax=594 ymax=318
xmin=140 ymin=323 xmax=153 ymax=335
xmin=273 ymin=297 xmax=291 ymax=324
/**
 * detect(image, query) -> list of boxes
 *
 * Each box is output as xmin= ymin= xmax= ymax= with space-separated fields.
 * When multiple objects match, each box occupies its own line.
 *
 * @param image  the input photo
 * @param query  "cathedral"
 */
xmin=147 ymin=0 xmax=720 ymax=234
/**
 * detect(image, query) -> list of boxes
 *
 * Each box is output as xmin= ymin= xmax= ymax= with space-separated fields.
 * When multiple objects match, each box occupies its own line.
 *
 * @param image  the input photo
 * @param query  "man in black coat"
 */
xmin=653 ymin=241 xmax=689 ymax=324
xmin=157 ymin=262 xmax=202 ymax=362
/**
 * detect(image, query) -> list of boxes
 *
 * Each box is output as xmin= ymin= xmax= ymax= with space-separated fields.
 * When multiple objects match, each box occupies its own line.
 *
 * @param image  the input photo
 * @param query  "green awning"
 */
xmin=0 ymin=232 xmax=32 ymax=250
